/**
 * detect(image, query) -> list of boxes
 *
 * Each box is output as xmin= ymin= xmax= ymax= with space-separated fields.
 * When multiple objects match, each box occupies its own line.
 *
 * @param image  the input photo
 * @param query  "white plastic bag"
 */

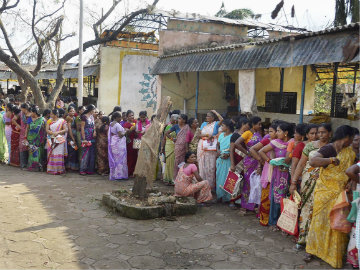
xmin=248 ymin=171 xmax=261 ymax=205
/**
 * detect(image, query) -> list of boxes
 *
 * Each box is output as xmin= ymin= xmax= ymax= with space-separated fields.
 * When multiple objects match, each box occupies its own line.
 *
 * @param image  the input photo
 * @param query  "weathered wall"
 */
xmin=160 ymin=70 xmax=237 ymax=117
xmin=255 ymin=66 xmax=316 ymax=114
xmin=98 ymin=47 xmax=158 ymax=115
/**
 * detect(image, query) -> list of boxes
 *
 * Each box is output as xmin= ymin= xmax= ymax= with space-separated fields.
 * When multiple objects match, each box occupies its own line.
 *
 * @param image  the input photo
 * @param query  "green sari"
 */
xmin=163 ymin=124 xmax=176 ymax=184
xmin=0 ymin=113 xmax=8 ymax=162
xmin=27 ymin=117 xmax=46 ymax=171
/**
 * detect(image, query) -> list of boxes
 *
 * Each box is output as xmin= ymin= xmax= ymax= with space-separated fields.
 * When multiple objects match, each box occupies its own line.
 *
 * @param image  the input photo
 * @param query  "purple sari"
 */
xmin=108 ymin=122 xmax=128 ymax=180
xmin=240 ymin=132 xmax=262 ymax=210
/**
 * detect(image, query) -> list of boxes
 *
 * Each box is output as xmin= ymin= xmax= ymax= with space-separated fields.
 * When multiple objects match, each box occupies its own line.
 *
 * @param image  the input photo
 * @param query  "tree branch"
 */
xmin=93 ymin=0 xmax=122 ymax=39
xmin=0 ymin=0 xmax=20 ymax=13
xmin=0 ymin=18 xmax=19 ymax=63
xmin=35 ymin=0 xmax=66 ymax=26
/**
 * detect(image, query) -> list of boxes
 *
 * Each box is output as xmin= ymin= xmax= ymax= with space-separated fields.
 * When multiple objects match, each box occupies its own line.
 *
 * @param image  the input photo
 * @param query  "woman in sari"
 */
xmin=305 ymin=125 xmax=355 ymax=268
xmin=0 ymin=107 xmax=8 ymax=163
xmin=162 ymin=113 xmax=178 ymax=185
xmin=136 ymin=111 xmax=150 ymax=140
xmin=165 ymin=114 xmax=190 ymax=179
xmin=122 ymin=110 xmax=138 ymax=177
xmin=27 ymin=106 xmax=46 ymax=171
xmin=187 ymin=118 xmax=200 ymax=155
xmin=18 ymin=103 xmax=31 ymax=169
xmin=10 ymin=107 xmax=21 ymax=166
xmin=259 ymin=122 xmax=293 ymax=229
xmin=108 ymin=112 xmax=128 ymax=180
xmin=197 ymin=110 xmax=223 ymax=190
xmin=290 ymin=123 xmax=331 ymax=256
xmin=216 ymin=120 xmax=234 ymax=203
xmin=249 ymin=122 xmax=278 ymax=225
xmin=96 ymin=116 xmax=110 ymax=175
xmin=80 ymin=105 xmax=96 ymax=175
xmin=65 ymin=106 xmax=79 ymax=171
xmin=46 ymin=109 xmax=67 ymax=175
xmin=234 ymin=116 xmax=263 ymax=212
xmin=4 ymin=103 xmax=13 ymax=161
xmin=75 ymin=106 xmax=86 ymax=161
xmin=175 ymin=151 xmax=213 ymax=205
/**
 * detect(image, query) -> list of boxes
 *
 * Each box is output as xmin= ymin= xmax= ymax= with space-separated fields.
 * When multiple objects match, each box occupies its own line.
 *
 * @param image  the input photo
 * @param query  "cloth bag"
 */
xmin=330 ymin=190 xmax=352 ymax=233
xmin=222 ymin=170 xmax=242 ymax=196
xmin=248 ymin=171 xmax=261 ymax=205
xmin=133 ymin=138 xmax=141 ymax=149
xmin=277 ymin=195 xmax=299 ymax=236
xmin=202 ymin=138 xmax=218 ymax=151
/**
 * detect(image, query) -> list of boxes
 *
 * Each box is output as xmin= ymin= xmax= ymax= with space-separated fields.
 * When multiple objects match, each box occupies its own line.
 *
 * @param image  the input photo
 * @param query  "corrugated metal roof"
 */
xmin=152 ymin=23 xmax=359 ymax=74
xmin=0 ymin=65 xmax=99 ymax=80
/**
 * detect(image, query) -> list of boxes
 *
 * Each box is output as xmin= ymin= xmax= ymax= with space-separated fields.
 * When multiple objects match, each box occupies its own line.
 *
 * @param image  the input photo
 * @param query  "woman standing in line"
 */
xmin=75 ymin=106 xmax=86 ymax=162
xmin=122 ymin=110 xmax=138 ymax=177
xmin=96 ymin=116 xmax=110 ymax=175
xmin=197 ymin=110 xmax=223 ymax=190
xmin=46 ymin=109 xmax=67 ymax=175
xmin=234 ymin=116 xmax=263 ymax=212
xmin=305 ymin=125 xmax=355 ymax=268
xmin=187 ymin=118 xmax=200 ymax=155
xmin=65 ymin=106 xmax=79 ymax=171
xmin=259 ymin=122 xmax=293 ymax=229
xmin=10 ymin=107 xmax=21 ymax=166
xmin=290 ymin=123 xmax=331 ymax=257
xmin=136 ymin=111 xmax=150 ymax=140
xmin=215 ymin=119 xmax=234 ymax=203
xmin=108 ymin=112 xmax=128 ymax=180
xmin=79 ymin=105 xmax=96 ymax=175
xmin=18 ymin=103 xmax=31 ymax=169
xmin=0 ymin=105 xmax=8 ymax=163
xmin=27 ymin=106 xmax=46 ymax=171
xmin=162 ymin=113 xmax=178 ymax=185
xmin=4 ymin=103 xmax=13 ymax=163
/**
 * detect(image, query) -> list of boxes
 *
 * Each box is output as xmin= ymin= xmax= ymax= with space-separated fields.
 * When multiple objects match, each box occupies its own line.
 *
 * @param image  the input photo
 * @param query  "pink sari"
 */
xmin=174 ymin=124 xmax=190 ymax=179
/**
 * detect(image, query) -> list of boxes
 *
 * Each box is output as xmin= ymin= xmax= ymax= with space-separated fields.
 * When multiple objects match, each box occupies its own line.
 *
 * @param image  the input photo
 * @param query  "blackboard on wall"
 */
xmin=265 ymin=92 xmax=297 ymax=114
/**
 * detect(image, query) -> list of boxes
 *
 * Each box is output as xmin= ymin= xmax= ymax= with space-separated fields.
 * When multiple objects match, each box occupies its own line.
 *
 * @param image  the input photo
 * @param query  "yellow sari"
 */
xmin=306 ymin=146 xmax=355 ymax=268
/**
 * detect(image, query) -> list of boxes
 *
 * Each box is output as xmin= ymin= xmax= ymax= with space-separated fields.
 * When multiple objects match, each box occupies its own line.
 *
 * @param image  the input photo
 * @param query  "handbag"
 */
xmin=330 ymin=191 xmax=352 ymax=233
xmin=133 ymin=138 xmax=141 ymax=149
xmin=277 ymin=194 xmax=300 ymax=236
xmin=221 ymin=170 xmax=242 ymax=196
xmin=202 ymin=138 xmax=217 ymax=151
xmin=248 ymin=171 xmax=261 ymax=205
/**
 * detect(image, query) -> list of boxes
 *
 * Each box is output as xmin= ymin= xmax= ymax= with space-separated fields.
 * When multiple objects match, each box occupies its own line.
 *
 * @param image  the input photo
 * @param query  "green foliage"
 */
xmin=215 ymin=2 xmax=254 ymax=20
xmin=314 ymin=83 xmax=332 ymax=114
xmin=215 ymin=2 xmax=227 ymax=17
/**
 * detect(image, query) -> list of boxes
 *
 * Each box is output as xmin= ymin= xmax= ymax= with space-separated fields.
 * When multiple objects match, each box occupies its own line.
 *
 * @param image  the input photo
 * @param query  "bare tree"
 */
xmin=0 ymin=0 xmax=159 ymax=109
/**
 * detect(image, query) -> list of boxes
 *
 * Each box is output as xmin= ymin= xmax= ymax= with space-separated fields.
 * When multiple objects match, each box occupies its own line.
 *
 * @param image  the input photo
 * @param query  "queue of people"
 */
xmin=0 ymin=96 xmax=360 ymax=269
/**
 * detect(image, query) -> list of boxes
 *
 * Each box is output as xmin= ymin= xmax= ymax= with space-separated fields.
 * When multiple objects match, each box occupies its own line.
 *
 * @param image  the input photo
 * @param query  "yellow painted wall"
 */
xmin=160 ymin=71 xmax=236 ymax=116
xmin=255 ymin=66 xmax=316 ymax=114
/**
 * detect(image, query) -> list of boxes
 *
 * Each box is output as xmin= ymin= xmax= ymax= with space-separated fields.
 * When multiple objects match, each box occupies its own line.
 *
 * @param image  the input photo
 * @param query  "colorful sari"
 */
xmin=47 ymin=119 xmax=67 ymax=175
xmin=75 ymin=115 xmax=83 ymax=161
xmin=96 ymin=121 xmax=109 ymax=175
xmin=122 ymin=121 xmax=138 ymax=177
xmin=297 ymin=142 xmax=320 ymax=246
xmin=306 ymin=146 xmax=355 ymax=268
xmin=4 ymin=114 xmax=11 ymax=162
xmin=10 ymin=116 xmax=20 ymax=166
xmin=174 ymin=124 xmax=190 ymax=179
xmin=0 ymin=113 xmax=8 ymax=163
xmin=164 ymin=124 xmax=175 ymax=184
xmin=108 ymin=122 xmax=128 ymax=180
xmin=19 ymin=112 xmax=29 ymax=168
xmin=66 ymin=116 xmax=79 ymax=171
xmin=79 ymin=115 xmax=96 ymax=175
xmin=240 ymin=131 xmax=262 ymax=210
xmin=189 ymin=128 xmax=200 ymax=154
xmin=216 ymin=132 xmax=232 ymax=202
xmin=27 ymin=117 xmax=45 ymax=171
xmin=268 ymin=139 xmax=289 ymax=226
xmin=197 ymin=121 xmax=219 ymax=189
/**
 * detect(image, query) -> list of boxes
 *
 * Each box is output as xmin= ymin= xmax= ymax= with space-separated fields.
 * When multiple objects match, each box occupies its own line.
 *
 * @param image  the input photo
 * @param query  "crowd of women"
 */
xmin=0 ymin=97 xmax=359 ymax=269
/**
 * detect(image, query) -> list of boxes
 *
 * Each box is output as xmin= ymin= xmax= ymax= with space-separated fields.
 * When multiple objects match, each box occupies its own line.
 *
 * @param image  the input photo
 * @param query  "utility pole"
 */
xmin=77 ymin=0 xmax=84 ymax=106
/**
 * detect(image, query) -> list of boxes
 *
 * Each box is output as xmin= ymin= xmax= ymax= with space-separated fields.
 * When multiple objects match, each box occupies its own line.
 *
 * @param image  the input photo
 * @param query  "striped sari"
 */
xmin=47 ymin=119 xmax=67 ymax=175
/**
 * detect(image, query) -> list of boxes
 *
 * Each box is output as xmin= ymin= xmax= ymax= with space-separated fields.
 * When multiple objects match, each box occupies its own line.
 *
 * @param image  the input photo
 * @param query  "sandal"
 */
xmin=303 ymin=253 xmax=313 ymax=263
xmin=270 ymin=226 xmax=280 ymax=232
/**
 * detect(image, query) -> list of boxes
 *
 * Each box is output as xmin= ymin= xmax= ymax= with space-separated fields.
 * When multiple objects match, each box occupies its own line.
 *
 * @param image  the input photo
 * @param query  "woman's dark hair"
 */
xmin=295 ymin=123 xmax=307 ymax=137
xmin=222 ymin=119 xmax=235 ymax=132
xmin=151 ymin=115 xmax=156 ymax=121
xmin=78 ymin=106 xmax=86 ymax=113
xmin=139 ymin=111 xmax=147 ymax=117
xmin=188 ymin=118 xmax=196 ymax=127
xmin=20 ymin=103 xmax=29 ymax=110
xmin=250 ymin=116 xmax=262 ymax=127
xmin=185 ymin=151 xmax=195 ymax=163
xmin=126 ymin=110 xmax=134 ymax=117
xmin=68 ymin=105 xmax=76 ymax=112
xmin=332 ymin=125 xmax=355 ymax=142
xmin=353 ymin=127 xmax=359 ymax=135
xmin=51 ymin=109 xmax=59 ymax=117
xmin=318 ymin=123 xmax=332 ymax=132
xmin=6 ymin=103 xmax=14 ymax=111
xmin=58 ymin=108 xmax=65 ymax=118
xmin=82 ymin=104 xmax=96 ymax=115
xmin=43 ymin=109 xmax=51 ymax=118
xmin=109 ymin=106 xmax=121 ymax=116
xmin=306 ymin=124 xmax=318 ymax=134
xmin=111 ymin=111 xmax=122 ymax=122
xmin=13 ymin=107 xmax=21 ymax=115
xmin=279 ymin=122 xmax=295 ymax=138
xmin=238 ymin=117 xmax=250 ymax=129
xmin=31 ymin=105 xmax=41 ymax=116
xmin=179 ymin=114 xmax=188 ymax=124
xmin=100 ymin=116 xmax=110 ymax=133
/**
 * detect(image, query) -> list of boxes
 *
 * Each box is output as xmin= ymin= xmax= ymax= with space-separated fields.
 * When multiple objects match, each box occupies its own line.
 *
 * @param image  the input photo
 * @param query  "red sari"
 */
xmin=10 ymin=116 xmax=20 ymax=166
xmin=122 ymin=121 xmax=138 ymax=177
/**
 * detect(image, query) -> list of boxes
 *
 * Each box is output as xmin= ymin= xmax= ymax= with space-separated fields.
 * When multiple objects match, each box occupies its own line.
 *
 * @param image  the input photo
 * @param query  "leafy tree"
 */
xmin=314 ymin=83 xmax=332 ymax=114
xmin=215 ymin=2 xmax=255 ymax=20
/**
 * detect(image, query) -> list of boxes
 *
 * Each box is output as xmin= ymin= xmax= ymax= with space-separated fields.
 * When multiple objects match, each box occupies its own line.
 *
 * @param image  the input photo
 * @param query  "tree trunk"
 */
xmin=350 ymin=0 xmax=359 ymax=23
xmin=132 ymin=96 xmax=172 ymax=198
xmin=335 ymin=0 xmax=347 ymax=26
